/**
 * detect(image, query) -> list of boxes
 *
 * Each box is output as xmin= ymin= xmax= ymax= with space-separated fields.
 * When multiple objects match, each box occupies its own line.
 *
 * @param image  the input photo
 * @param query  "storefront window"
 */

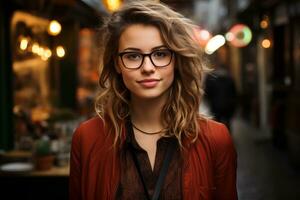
xmin=11 ymin=11 xmax=53 ymax=150
xmin=10 ymin=10 xmax=99 ymax=158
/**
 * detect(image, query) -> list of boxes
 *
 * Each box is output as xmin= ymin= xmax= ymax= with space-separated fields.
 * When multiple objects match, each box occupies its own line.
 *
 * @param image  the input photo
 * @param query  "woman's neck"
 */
xmin=130 ymin=95 xmax=166 ymax=130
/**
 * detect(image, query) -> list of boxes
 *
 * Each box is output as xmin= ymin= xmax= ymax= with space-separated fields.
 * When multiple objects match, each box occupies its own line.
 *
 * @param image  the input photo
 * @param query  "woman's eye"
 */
xmin=124 ymin=53 xmax=141 ymax=60
xmin=153 ymin=50 xmax=169 ymax=58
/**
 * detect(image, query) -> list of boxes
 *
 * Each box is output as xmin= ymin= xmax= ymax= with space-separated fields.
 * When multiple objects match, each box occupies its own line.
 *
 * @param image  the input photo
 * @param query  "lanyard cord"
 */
xmin=129 ymin=142 xmax=175 ymax=200
xmin=129 ymin=145 xmax=151 ymax=200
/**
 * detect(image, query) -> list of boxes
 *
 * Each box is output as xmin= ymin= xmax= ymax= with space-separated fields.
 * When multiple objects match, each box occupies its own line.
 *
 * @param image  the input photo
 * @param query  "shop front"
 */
xmin=0 ymin=0 xmax=107 ymax=198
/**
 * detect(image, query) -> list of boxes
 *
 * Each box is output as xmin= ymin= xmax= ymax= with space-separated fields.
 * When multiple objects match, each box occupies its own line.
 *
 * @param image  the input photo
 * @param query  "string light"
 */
xmin=44 ymin=48 xmax=52 ymax=58
xmin=32 ymin=43 xmax=39 ymax=54
xmin=56 ymin=46 xmax=65 ymax=58
xmin=37 ymin=46 xmax=45 ymax=56
xmin=19 ymin=37 xmax=29 ymax=50
xmin=48 ymin=20 xmax=61 ymax=36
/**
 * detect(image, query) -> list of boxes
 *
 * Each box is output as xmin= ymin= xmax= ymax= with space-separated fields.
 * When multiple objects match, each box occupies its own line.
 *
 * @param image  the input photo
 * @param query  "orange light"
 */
xmin=32 ymin=43 xmax=39 ymax=54
xmin=262 ymin=39 xmax=271 ymax=48
xmin=260 ymin=20 xmax=268 ymax=29
xmin=103 ymin=0 xmax=123 ymax=12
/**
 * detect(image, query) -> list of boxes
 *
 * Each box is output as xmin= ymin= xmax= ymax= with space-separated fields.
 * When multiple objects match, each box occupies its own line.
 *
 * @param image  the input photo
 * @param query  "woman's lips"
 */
xmin=137 ymin=79 xmax=161 ymax=88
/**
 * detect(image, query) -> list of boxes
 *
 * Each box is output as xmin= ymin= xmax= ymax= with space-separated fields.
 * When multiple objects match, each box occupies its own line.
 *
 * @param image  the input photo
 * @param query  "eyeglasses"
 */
xmin=118 ymin=49 xmax=173 ymax=69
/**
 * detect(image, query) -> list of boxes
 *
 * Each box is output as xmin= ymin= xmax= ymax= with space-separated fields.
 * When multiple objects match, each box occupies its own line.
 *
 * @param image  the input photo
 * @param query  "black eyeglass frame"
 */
xmin=118 ymin=49 xmax=174 ymax=69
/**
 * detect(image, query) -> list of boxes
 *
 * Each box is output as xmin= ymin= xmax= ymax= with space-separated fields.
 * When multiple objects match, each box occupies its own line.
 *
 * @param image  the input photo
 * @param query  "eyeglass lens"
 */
xmin=120 ymin=49 xmax=172 ymax=69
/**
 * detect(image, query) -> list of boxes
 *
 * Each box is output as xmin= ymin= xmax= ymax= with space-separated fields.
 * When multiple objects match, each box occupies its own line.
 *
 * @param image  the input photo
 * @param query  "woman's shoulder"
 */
xmin=197 ymin=118 xmax=235 ymax=152
xmin=79 ymin=116 xmax=104 ymax=129
xmin=198 ymin=118 xmax=228 ymax=134
xmin=71 ymin=116 xmax=115 ymax=156
xmin=73 ymin=116 xmax=106 ymax=142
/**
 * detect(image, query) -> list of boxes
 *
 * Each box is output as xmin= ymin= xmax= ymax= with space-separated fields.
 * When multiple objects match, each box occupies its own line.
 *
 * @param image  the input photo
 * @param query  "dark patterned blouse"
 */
xmin=116 ymin=121 xmax=182 ymax=200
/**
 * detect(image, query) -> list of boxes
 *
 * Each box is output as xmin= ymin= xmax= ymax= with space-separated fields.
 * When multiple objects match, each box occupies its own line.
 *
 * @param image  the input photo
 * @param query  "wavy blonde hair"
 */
xmin=95 ymin=0 xmax=208 ymax=147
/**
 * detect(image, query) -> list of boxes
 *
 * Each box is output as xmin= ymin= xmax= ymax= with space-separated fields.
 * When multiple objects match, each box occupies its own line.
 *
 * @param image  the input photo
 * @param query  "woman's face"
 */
xmin=117 ymin=24 xmax=175 ymax=101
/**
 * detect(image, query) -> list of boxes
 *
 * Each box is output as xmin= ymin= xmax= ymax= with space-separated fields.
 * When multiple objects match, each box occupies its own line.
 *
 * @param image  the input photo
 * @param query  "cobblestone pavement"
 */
xmin=231 ymin=119 xmax=300 ymax=200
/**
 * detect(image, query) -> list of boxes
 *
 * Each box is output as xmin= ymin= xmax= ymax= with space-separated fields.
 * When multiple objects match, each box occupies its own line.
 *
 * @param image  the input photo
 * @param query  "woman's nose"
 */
xmin=141 ymin=56 xmax=155 ymax=72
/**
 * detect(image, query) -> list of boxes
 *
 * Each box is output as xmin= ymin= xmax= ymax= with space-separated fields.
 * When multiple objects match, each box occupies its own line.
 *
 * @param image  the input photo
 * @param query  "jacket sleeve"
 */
xmin=212 ymin=124 xmax=238 ymax=200
xmin=69 ymin=126 xmax=83 ymax=200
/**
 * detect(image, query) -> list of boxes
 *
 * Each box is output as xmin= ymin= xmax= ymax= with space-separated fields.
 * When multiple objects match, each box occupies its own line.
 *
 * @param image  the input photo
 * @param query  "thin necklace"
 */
xmin=131 ymin=123 xmax=164 ymax=135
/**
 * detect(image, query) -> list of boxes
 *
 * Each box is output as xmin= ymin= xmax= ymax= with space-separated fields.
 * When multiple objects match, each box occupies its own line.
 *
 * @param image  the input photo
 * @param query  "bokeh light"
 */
xmin=226 ymin=24 xmax=252 ymax=47
xmin=19 ymin=37 xmax=29 ymax=51
xmin=103 ymin=0 xmax=123 ymax=12
xmin=48 ymin=20 xmax=62 ymax=36
xmin=194 ymin=27 xmax=212 ymax=47
xmin=205 ymin=35 xmax=226 ymax=55
xmin=56 ymin=46 xmax=66 ymax=58
xmin=261 ymin=39 xmax=271 ymax=48
xmin=260 ymin=20 xmax=268 ymax=29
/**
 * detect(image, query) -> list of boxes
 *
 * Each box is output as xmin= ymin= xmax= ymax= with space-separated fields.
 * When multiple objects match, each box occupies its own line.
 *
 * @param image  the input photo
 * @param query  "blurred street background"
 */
xmin=0 ymin=0 xmax=300 ymax=199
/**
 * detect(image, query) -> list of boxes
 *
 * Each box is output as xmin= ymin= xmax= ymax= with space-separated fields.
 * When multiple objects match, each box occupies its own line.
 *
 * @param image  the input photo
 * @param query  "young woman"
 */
xmin=69 ymin=1 xmax=237 ymax=200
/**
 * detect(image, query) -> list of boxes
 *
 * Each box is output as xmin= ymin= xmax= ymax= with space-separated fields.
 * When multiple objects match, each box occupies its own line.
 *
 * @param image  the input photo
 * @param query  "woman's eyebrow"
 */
xmin=122 ymin=47 xmax=140 ymax=52
xmin=122 ymin=45 xmax=167 ymax=52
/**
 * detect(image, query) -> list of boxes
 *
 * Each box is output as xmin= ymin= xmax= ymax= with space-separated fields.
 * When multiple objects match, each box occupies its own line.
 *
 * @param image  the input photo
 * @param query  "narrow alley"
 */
xmin=233 ymin=118 xmax=300 ymax=200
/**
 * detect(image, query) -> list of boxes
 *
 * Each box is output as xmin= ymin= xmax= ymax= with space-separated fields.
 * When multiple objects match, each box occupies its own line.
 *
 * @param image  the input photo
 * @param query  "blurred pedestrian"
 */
xmin=69 ymin=1 xmax=237 ymax=200
xmin=204 ymin=47 xmax=237 ymax=130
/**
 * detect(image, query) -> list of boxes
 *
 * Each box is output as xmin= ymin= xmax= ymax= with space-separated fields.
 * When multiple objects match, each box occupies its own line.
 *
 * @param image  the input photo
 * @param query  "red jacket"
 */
xmin=69 ymin=117 xmax=237 ymax=200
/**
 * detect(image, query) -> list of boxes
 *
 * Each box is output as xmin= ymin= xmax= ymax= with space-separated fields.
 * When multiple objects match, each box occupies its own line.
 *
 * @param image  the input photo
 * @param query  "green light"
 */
xmin=226 ymin=24 xmax=252 ymax=47
xmin=242 ymin=26 xmax=252 ymax=45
